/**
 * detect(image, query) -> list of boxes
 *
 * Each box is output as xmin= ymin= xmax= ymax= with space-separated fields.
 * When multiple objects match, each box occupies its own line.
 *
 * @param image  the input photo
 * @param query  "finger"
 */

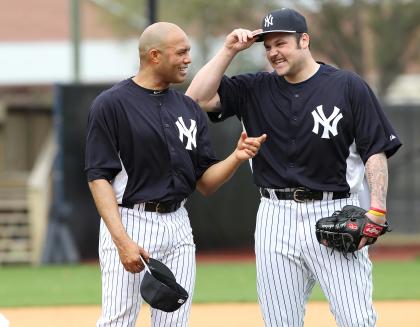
xmin=244 ymin=144 xmax=259 ymax=153
xmin=138 ymin=257 xmax=146 ymax=271
xmin=244 ymin=149 xmax=254 ymax=157
xmin=243 ymin=139 xmax=263 ymax=151
xmin=240 ymin=29 xmax=251 ymax=43
xmin=234 ymin=29 xmax=245 ymax=43
xmin=139 ymin=247 xmax=150 ymax=261
xmin=244 ymin=138 xmax=262 ymax=147
xmin=246 ymin=30 xmax=254 ymax=40
xmin=252 ymin=28 xmax=263 ymax=37
xmin=140 ymin=252 xmax=150 ymax=263
xmin=124 ymin=263 xmax=137 ymax=274
xmin=241 ymin=131 xmax=248 ymax=141
xmin=137 ymin=264 xmax=145 ymax=273
xmin=237 ymin=143 xmax=246 ymax=151
xmin=134 ymin=260 xmax=146 ymax=273
xmin=258 ymin=134 xmax=267 ymax=143
xmin=358 ymin=237 xmax=367 ymax=250
xmin=238 ymin=29 xmax=252 ymax=43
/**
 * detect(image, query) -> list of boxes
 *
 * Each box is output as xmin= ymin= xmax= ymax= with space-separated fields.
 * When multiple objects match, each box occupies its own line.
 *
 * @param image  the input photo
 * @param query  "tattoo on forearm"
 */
xmin=365 ymin=153 xmax=388 ymax=209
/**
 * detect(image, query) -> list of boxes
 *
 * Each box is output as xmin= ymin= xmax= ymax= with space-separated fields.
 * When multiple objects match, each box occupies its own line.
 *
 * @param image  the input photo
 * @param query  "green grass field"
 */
xmin=0 ymin=259 xmax=419 ymax=307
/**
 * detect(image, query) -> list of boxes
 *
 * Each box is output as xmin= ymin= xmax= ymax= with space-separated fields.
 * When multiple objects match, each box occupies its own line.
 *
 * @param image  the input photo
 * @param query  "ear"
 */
xmin=301 ymin=33 xmax=310 ymax=49
xmin=149 ymin=48 xmax=161 ymax=64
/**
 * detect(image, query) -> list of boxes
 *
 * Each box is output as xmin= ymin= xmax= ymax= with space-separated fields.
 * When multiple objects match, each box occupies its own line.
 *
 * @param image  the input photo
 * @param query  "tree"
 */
xmin=90 ymin=0 xmax=278 ymax=68
xmin=307 ymin=0 xmax=420 ymax=98
xmin=159 ymin=0 xmax=275 ymax=68
xmin=90 ymin=0 xmax=420 ymax=97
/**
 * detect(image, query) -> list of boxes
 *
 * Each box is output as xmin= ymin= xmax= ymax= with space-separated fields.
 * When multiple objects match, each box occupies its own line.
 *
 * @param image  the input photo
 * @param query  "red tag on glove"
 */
xmin=347 ymin=222 xmax=358 ymax=230
xmin=363 ymin=223 xmax=383 ymax=237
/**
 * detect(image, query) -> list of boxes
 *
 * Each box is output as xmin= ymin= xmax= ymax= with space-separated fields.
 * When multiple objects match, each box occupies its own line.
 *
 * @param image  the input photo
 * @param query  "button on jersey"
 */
xmin=85 ymin=79 xmax=219 ymax=204
xmin=210 ymin=64 xmax=401 ymax=192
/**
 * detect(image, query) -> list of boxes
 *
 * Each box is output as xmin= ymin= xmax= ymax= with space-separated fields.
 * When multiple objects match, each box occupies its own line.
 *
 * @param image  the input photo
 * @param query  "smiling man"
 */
xmin=186 ymin=8 xmax=401 ymax=327
xmin=85 ymin=22 xmax=266 ymax=327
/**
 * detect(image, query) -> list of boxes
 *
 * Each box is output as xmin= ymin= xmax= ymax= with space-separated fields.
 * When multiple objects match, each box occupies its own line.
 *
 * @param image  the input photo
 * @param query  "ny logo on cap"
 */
xmin=176 ymin=117 xmax=197 ymax=150
xmin=311 ymin=105 xmax=343 ymax=139
xmin=264 ymin=14 xmax=273 ymax=27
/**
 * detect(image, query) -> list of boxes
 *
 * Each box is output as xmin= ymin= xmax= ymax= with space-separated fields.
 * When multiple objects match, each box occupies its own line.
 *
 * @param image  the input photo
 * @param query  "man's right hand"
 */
xmin=116 ymin=238 xmax=150 ymax=274
xmin=224 ymin=28 xmax=261 ymax=53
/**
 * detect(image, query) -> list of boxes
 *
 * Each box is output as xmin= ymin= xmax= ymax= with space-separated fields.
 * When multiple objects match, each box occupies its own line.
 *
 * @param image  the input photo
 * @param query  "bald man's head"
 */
xmin=138 ymin=22 xmax=187 ymax=64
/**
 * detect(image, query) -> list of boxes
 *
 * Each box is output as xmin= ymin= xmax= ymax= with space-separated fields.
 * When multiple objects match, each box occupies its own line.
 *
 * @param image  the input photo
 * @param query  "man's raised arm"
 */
xmin=186 ymin=28 xmax=260 ymax=112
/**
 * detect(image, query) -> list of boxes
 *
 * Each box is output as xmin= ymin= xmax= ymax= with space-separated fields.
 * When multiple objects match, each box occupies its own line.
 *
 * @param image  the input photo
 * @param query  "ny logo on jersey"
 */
xmin=311 ymin=105 xmax=343 ymax=139
xmin=264 ymin=14 xmax=273 ymax=27
xmin=175 ymin=117 xmax=197 ymax=150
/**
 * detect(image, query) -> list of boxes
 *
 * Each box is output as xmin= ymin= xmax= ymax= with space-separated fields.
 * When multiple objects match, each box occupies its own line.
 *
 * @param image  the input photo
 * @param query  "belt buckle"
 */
xmin=293 ymin=188 xmax=306 ymax=203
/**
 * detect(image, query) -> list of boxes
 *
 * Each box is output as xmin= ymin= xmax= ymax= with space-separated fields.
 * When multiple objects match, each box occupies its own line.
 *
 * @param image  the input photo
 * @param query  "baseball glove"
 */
xmin=315 ymin=205 xmax=390 ymax=258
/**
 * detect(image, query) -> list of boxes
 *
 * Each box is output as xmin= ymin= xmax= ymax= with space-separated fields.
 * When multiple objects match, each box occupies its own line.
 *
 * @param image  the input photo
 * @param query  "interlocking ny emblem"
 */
xmin=311 ymin=105 xmax=343 ymax=139
xmin=175 ymin=117 xmax=197 ymax=150
xmin=264 ymin=14 xmax=273 ymax=27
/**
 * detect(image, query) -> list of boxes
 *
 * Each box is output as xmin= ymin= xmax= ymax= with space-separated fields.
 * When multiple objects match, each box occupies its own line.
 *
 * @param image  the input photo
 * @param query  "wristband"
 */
xmin=369 ymin=207 xmax=386 ymax=214
xmin=368 ymin=210 xmax=385 ymax=217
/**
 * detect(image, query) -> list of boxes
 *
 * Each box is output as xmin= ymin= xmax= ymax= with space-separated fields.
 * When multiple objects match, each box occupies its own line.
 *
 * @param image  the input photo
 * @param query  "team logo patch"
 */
xmin=175 ymin=117 xmax=197 ymax=150
xmin=264 ymin=14 xmax=273 ymax=27
xmin=311 ymin=105 xmax=343 ymax=139
xmin=363 ymin=223 xmax=382 ymax=237
xmin=347 ymin=222 xmax=358 ymax=230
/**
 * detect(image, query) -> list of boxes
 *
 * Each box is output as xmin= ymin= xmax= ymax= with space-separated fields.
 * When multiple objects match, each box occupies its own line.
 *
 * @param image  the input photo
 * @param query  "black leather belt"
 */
xmin=260 ymin=187 xmax=350 ymax=203
xmin=118 ymin=201 xmax=182 ymax=213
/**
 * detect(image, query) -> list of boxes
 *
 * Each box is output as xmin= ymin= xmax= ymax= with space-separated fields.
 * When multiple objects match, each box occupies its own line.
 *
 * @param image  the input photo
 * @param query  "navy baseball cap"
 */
xmin=254 ymin=8 xmax=308 ymax=42
xmin=140 ymin=258 xmax=188 ymax=312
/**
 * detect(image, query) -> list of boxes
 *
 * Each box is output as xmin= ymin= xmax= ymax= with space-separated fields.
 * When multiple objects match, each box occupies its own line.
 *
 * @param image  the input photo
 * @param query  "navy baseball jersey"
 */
xmin=209 ymin=63 xmax=401 ymax=192
xmin=85 ymin=78 xmax=219 ymax=205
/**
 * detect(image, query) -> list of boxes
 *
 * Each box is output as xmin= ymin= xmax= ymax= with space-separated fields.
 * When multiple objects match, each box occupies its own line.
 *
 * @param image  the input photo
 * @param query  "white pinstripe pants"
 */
xmin=97 ymin=204 xmax=196 ymax=327
xmin=255 ymin=192 xmax=377 ymax=327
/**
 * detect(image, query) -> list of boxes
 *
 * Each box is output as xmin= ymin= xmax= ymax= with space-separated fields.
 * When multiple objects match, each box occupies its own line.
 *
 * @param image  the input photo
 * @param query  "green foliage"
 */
xmin=0 ymin=259 xmax=419 ymax=307
xmin=157 ymin=0 xmax=268 ymax=36
xmin=94 ymin=0 xmax=275 ymax=35
xmin=92 ymin=0 xmax=278 ymax=66
xmin=309 ymin=0 xmax=420 ymax=97
xmin=369 ymin=1 xmax=420 ymax=96
xmin=93 ymin=0 xmax=420 ymax=95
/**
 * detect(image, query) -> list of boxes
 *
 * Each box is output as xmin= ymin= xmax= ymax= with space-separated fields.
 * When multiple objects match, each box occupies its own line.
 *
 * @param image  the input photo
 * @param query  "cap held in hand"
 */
xmin=140 ymin=258 xmax=189 ymax=312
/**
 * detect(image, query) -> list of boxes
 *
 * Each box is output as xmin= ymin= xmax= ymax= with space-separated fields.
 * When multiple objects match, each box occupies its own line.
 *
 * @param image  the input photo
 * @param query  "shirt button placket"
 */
xmin=288 ymin=92 xmax=300 ymax=170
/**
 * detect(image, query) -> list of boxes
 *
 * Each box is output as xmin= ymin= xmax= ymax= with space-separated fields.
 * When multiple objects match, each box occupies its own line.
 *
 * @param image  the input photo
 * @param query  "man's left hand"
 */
xmin=235 ymin=131 xmax=267 ymax=161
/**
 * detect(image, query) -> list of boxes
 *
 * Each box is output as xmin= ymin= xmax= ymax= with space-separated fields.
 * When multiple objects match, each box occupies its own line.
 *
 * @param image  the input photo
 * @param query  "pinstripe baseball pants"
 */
xmin=255 ymin=191 xmax=377 ymax=327
xmin=97 ymin=204 xmax=196 ymax=327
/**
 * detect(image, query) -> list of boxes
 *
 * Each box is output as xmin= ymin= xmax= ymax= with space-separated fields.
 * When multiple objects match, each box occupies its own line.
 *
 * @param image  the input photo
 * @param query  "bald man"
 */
xmin=85 ymin=22 xmax=266 ymax=327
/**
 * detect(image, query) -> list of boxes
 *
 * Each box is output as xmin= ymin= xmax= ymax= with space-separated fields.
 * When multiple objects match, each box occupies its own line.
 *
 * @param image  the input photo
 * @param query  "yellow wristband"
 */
xmin=368 ymin=209 xmax=385 ymax=217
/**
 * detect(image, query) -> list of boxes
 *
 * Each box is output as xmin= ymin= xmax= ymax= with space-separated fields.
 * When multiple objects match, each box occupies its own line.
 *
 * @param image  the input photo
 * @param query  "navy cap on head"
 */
xmin=254 ymin=8 xmax=308 ymax=42
xmin=140 ymin=258 xmax=189 ymax=312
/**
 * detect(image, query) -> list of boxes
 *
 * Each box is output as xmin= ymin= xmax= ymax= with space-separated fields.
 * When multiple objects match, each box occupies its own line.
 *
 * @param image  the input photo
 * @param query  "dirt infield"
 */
xmin=1 ymin=301 xmax=419 ymax=326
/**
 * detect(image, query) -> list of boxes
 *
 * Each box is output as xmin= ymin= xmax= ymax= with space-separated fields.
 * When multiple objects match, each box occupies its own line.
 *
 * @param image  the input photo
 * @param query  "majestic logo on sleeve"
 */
xmin=175 ymin=117 xmax=197 ymax=150
xmin=311 ymin=105 xmax=343 ymax=139
xmin=264 ymin=14 xmax=274 ymax=27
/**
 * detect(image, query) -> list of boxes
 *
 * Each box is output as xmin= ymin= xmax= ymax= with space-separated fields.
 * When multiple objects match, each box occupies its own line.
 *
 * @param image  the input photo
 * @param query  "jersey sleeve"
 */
xmin=84 ymin=94 xmax=122 ymax=182
xmin=194 ymin=102 xmax=220 ymax=179
xmin=349 ymin=74 xmax=402 ymax=162
xmin=207 ymin=74 xmax=252 ymax=123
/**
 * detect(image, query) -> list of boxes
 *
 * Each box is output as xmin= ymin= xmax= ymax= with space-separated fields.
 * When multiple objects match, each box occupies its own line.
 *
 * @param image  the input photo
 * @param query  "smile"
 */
xmin=178 ymin=67 xmax=188 ymax=75
xmin=273 ymin=58 xmax=286 ymax=65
